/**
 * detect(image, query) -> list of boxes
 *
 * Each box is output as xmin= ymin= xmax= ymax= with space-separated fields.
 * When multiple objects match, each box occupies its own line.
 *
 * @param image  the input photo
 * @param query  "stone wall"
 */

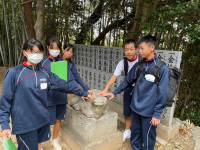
xmin=73 ymin=44 xmax=182 ymax=106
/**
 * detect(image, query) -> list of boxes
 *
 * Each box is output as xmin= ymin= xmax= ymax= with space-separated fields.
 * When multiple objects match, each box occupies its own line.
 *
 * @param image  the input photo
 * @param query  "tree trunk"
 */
xmin=63 ymin=0 xmax=70 ymax=43
xmin=125 ymin=0 xmax=144 ymax=40
xmin=108 ymin=30 xmax=111 ymax=47
xmin=17 ymin=0 xmax=28 ymax=41
xmin=34 ymin=0 xmax=45 ymax=43
xmin=75 ymin=0 xmax=105 ymax=44
xmin=24 ymin=0 xmax=35 ymax=38
xmin=91 ymin=26 xmax=94 ymax=44
xmin=92 ymin=12 xmax=135 ymax=45
xmin=180 ymin=88 xmax=191 ymax=116
xmin=126 ymin=0 xmax=158 ymax=40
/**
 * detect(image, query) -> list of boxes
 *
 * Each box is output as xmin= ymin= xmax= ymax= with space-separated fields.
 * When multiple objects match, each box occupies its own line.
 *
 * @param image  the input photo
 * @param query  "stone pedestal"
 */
xmin=61 ymin=105 xmax=123 ymax=150
xmin=160 ymin=104 xmax=175 ymax=126
xmin=157 ymin=118 xmax=181 ymax=141
xmin=157 ymin=101 xmax=181 ymax=142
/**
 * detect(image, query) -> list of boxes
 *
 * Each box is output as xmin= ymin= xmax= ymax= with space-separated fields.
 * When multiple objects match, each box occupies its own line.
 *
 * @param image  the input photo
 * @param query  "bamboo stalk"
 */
xmin=12 ymin=0 xmax=19 ymax=66
xmin=17 ymin=0 xmax=28 ymax=41
xmin=2 ymin=0 xmax=13 ymax=67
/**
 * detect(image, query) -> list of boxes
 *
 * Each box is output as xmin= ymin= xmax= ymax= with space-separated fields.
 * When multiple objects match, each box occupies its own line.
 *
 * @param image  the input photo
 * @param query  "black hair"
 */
xmin=23 ymin=38 xmax=44 ymax=51
xmin=63 ymin=43 xmax=75 ymax=53
xmin=137 ymin=35 xmax=157 ymax=48
xmin=123 ymin=39 xmax=137 ymax=48
xmin=47 ymin=38 xmax=61 ymax=50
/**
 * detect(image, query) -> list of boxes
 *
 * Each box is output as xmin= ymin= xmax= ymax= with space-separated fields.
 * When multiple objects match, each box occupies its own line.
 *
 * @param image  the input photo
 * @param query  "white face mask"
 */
xmin=25 ymin=52 xmax=43 ymax=64
xmin=49 ymin=49 xmax=60 ymax=57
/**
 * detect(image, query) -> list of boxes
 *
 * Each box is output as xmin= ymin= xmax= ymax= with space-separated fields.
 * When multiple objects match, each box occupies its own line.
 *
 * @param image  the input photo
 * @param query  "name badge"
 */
xmin=40 ymin=83 xmax=47 ymax=90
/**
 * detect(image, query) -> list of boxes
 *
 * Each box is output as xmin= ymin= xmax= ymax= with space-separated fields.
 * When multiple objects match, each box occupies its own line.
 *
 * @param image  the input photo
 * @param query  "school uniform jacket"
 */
xmin=0 ymin=61 xmax=87 ymax=134
xmin=41 ymin=56 xmax=70 ymax=106
xmin=41 ymin=56 xmax=90 ymax=106
xmin=67 ymin=59 xmax=90 ymax=91
xmin=113 ymin=55 xmax=169 ymax=119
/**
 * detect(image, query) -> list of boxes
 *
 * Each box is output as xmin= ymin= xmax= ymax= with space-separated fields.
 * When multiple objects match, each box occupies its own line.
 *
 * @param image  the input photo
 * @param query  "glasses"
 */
xmin=26 ymin=50 xmax=43 ymax=54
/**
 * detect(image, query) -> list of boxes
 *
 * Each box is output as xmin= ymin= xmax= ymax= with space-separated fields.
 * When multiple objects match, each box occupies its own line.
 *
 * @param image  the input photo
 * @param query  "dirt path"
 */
xmin=0 ymin=67 xmax=196 ymax=150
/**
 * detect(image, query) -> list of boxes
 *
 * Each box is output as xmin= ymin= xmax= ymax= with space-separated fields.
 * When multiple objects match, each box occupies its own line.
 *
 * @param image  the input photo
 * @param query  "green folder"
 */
xmin=51 ymin=61 xmax=68 ymax=81
xmin=2 ymin=138 xmax=17 ymax=150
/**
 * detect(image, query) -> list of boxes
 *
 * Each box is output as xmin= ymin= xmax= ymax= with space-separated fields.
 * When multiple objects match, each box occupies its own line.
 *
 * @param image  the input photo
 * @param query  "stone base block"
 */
xmin=156 ymin=119 xmax=181 ymax=141
xmin=108 ymin=101 xmax=124 ymax=119
xmin=65 ymin=105 xmax=118 ymax=143
xmin=60 ymin=121 xmax=123 ymax=150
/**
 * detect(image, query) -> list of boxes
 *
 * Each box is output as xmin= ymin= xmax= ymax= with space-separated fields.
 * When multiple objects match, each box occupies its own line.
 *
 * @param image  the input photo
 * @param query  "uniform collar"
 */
xmin=143 ymin=53 xmax=157 ymax=62
xmin=22 ymin=61 xmax=41 ymax=67
xmin=22 ymin=61 xmax=41 ymax=70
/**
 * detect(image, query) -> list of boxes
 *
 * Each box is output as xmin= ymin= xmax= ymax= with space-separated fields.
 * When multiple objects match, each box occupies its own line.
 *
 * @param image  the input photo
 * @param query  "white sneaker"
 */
xmin=50 ymin=137 xmax=62 ymax=150
xmin=123 ymin=129 xmax=131 ymax=142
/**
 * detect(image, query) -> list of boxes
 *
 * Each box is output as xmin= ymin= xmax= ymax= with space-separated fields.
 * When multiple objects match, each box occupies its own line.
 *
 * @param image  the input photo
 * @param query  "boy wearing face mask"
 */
xmin=0 ymin=38 xmax=93 ymax=150
xmin=40 ymin=38 xmax=72 ymax=150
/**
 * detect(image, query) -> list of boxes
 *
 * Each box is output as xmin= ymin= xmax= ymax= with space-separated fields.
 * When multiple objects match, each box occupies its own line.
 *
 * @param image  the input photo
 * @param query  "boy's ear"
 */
xmin=150 ymin=45 xmax=155 ymax=52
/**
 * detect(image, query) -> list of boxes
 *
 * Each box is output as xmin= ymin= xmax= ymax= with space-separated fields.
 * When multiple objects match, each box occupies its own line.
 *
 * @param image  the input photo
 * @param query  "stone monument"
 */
xmin=72 ymin=44 xmax=183 ymax=143
xmin=156 ymin=50 xmax=182 ymax=142
xmin=61 ymin=89 xmax=123 ymax=150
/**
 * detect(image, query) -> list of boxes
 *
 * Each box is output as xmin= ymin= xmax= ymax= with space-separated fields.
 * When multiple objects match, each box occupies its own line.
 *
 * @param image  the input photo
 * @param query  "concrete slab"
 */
xmin=61 ymin=121 xmax=123 ymax=150
xmin=157 ymin=119 xmax=181 ymax=141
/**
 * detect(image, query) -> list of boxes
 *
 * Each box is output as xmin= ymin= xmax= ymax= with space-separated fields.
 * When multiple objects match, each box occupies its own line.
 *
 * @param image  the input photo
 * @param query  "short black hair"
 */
xmin=47 ymin=38 xmax=61 ymax=50
xmin=63 ymin=43 xmax=75 ymax=53
xmin=137 ymin=35 xmax=157 ymax=48
xmin=23 ymin=38 xmax=44 ymax=51
xmin=123 ymin=39 xmax=137 ymax=48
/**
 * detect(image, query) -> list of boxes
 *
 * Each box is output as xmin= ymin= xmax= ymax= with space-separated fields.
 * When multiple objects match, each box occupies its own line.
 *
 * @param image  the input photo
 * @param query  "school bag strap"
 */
xmin=123 ymin=57 xmax=128 ymax=76
xmin=154 ymin=61 xmax=166 ymax=84
xmin=136 ymin=59 xmax=148 ymax=78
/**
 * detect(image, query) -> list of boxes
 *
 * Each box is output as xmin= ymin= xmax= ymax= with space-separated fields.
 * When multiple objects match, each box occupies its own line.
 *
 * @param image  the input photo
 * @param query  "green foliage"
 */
xmin=176 ymin=93 xmax=200 ymax=126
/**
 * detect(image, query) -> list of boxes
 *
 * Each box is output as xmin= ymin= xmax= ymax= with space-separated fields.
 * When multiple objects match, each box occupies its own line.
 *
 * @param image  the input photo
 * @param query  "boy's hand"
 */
xmin=152 ymin=117 xmax=160 ymax=126
xmin=96 ymin=89 xmax=107 ymax=96
xmin=81 ymin=94 xmax=95 ymax=101
xmin=0 ymin=129 xmax=11 ymax=139
xmin=102 ymin=93 xmax=115 ymax=100
xmin=87 ymin=90 xmax=93 ymax=95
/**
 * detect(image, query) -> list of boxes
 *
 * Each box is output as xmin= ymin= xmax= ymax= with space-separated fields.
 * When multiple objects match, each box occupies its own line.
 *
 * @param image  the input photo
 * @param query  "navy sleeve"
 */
xmin=153 ymin=65 xmax=169 ymax=119
xmin=67 ymin=64 xmax=75 ymax=81
xmin=70 ymin=61 xmax=90 ymax=91
xmin=0 ymin=69 xmax=16 ymax=130
xmin=113 ymin=63 xmax=139 ymax=96
xmin=49 ymin=72 xmax=88 ymax=97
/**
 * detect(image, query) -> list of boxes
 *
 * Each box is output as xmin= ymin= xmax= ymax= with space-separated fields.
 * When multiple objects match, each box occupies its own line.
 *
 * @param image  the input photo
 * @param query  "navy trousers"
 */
xmin=123 ymin=86 xmax=134 ymax=117
xmin=16 ymin=123 xmax=50 ymax=150
xmin=130 ymin=111 xmax=156 ymax=150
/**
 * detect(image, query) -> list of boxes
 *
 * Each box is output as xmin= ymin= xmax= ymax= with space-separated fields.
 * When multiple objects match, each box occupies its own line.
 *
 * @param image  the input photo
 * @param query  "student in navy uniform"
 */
xmin=97 ymin=39 xmax=138 ymax=142
xmin=0 ymin=38 xmax=93 ymax=150
xmin=40 ymin=38 xmax=65 ymax=150
xmin=103 ymin=35 xmax=169 ymax=150
xmin=61 ymin=43 xmax=93 ymax=94
xmin=41 ymin=39 xmax=93 ymax=150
